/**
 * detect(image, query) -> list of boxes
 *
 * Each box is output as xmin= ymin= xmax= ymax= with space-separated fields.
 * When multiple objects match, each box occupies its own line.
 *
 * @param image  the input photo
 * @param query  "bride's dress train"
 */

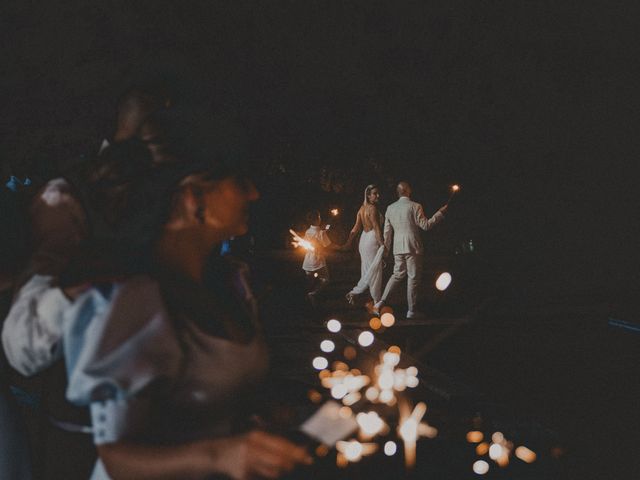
xmin=347 ymin=230 xmax=383 ymax=303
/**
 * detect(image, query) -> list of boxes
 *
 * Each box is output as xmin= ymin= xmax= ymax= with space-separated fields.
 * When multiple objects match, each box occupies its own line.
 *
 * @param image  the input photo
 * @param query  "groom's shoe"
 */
xmin=372 ymin=301 xmax=384 ymax=316
xmin=406 ymin=310 xmax=424 ymax=319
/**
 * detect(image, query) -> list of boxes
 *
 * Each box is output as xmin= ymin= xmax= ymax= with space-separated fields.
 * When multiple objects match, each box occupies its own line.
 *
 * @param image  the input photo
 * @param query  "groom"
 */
xmin=375 ymin=181 xmax=448 ymax=318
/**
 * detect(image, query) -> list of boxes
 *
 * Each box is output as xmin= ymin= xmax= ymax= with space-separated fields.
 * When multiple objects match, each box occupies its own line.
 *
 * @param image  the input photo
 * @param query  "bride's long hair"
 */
xmin=363 ymin=184 xmax=378 ymax=207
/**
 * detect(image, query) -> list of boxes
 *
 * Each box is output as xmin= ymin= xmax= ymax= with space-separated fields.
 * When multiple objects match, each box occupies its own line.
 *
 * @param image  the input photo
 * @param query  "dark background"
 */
xmin=2 ymin=1 xmax=637 ymax=302
xmin=1 ymin=2 xmax=639 ymax=477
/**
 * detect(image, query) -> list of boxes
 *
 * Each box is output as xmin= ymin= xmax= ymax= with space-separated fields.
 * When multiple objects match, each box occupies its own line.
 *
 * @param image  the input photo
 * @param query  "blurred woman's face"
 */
xmin=368 ymin=188 xmax=380 ymax=204
xmin=202 ymin=176 xmax=259 ymax=238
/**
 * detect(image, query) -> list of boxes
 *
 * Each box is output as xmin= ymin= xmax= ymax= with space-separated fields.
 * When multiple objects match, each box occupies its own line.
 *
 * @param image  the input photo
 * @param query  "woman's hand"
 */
xmin=209 ymin=430 xmax=313 ymax=480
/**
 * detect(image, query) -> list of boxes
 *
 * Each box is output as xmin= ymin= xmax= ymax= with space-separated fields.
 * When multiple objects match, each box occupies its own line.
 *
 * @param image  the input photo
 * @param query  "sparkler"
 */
xmin=289 ymin=229 xmax=315 ymax=251
xmin=336 ymin=440 xmax=378 ymax=464
xmin=398 ymin=401 xmax=437 ymax=469
xmin=447 ymin=184 xmax=461 ymax=204
xmin=309 ymin=314 xmax=537 ymax=475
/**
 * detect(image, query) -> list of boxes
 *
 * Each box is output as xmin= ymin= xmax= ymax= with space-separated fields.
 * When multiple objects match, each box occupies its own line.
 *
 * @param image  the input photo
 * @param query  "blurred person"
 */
xmin=301 ymin=210 xmax=334 ymax=306
xmin=343 ymin=184 xmax=385 ymax=307
xmin=374 ymin=181 xmax=448 ymax=318
xmin=61 ymin=153 xmax=313 ymax=480
xmin=1 ymin=85 xmax=171 ymax=480
xmin=0 ymin=186 xmax=32 ymax=479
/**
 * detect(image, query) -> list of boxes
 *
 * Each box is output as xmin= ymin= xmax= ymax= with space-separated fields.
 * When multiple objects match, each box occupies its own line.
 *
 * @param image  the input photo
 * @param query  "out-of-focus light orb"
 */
xmin=384 ymin=441 xmax=397 ymax=456
xmin=466 ymin=431 xmax=484 ymax=443
xmin=333 ymin=361 xmax=349 ymax=371
xmin=313 ymin=272 xmax=319 ymax=278
xmin=406 ymin=376 xmax=419 ymax=388
xmin=307 ymin=389 xmax=322 ymax=403
xmin=365 ymin=387 xmax=379 ymax=402
xmin=515 ymin=446 xmax=537 ymax=463
xmin=369 ymin=317 xmax=382 ymax=330
xmin=379 ymin=389 xmax=394 ymax=404
xmin=473 ymin=460 xmax=490 ymax=475
xmin=331 ymin=384 xmax=348 ymax=399
xmin=382 ymin=351 xmax=400 ymax=367
xmin=388 ymin=345 xmax=401 ymax=354
xmin=343 ymin=346 xmax=357 ymax=360
xmin=320 ymin=340 xmax=335 ymax=353
xmin=491 ymin=432 xmax=504 ymax=444
xmin=338 ymin=406 xmax=353 ymax=419
xmin=405 ymin=366 xmax=418 ymax=377
xmin=489 ymin=443 xmax=503 ymax=460
xmin=342 ymin=391 xmax=361 ymax=406
xmin=331 ymin=208 xmax=340 ymax=216
xmin=312 ymin=356 xmax=328 ymax=370
xmin=435 ymin=272 xmax=452 ymax=291
xmin=380 ymin=312 xmax=395 ymax=327
xmin=476 ymin=442 xmax=489 ymax=456
xmin=315 ymin=444 xmax=329 ymax=457
xmin=343 ymin=441 xmax=363 ymax=461
xmin=452 ymin=184 xmax=460 ymax=192
xmin=327 ymin=319 xmax=342 ymax=333
xmin=358 ymin=331 xmax=375 ymax=347
xmin=378 ymin=370 xmax=394 ymax=390
xmin=356 ymin=412 xmax=385 ymax=437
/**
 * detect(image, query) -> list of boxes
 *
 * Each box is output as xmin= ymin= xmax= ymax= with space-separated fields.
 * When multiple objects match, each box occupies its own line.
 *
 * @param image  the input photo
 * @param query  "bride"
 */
xmin=344 ymin=184 xmax=385 ymax=307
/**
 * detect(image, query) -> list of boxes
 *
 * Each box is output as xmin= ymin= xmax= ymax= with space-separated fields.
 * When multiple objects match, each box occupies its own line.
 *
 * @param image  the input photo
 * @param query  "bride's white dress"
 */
xmin=348 ymin=229 xmax=383 ymax=302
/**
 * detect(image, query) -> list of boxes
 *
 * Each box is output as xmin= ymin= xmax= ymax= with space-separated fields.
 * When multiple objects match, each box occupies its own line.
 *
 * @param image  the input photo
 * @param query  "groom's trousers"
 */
xmin=380 ymin=253 xmax=422 ymax=313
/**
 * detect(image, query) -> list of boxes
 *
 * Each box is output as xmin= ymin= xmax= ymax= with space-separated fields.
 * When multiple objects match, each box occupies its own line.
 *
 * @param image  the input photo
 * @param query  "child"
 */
xmin=302 ymin=210 xmax=333 ymax=305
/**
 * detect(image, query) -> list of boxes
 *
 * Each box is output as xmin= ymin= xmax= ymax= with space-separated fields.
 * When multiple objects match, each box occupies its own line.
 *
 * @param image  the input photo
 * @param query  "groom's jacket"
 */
xmin=383 ymin=196 xmax=444 ymax=255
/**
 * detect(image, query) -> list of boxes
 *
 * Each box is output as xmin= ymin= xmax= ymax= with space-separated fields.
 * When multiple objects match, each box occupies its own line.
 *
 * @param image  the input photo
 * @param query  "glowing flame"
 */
xmin=289 ymin=229 xmax=315 ymax=251
xmin=331 ymin=208 xmax=339 ymax=216
xmin=451 ymin=184 xmax=460 ymax=192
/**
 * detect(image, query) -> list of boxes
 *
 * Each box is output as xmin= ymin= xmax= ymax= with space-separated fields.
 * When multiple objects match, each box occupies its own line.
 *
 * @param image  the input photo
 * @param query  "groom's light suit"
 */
xmin=380 ymin=196 xmax=444 ymax=313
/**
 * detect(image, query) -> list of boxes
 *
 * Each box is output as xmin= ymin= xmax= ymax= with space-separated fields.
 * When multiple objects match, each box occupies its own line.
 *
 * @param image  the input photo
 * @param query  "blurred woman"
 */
xmin=62 ymin=148 xmax=312 ymax=480
xmin=344 ymin=184 xmax=385 ymax=306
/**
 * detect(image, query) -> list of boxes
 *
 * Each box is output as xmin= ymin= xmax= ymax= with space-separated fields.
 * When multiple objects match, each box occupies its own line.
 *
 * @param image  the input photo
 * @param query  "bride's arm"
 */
xmin=98 ymin=430 xmax=312 ymax=480
xmin=342 ymin=209 xmax=363 ymax=249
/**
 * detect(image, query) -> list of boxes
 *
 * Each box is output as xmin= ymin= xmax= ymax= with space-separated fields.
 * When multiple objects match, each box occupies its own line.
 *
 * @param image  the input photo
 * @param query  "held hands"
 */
xmin=212 ymin=430 xmax=313 ymax=480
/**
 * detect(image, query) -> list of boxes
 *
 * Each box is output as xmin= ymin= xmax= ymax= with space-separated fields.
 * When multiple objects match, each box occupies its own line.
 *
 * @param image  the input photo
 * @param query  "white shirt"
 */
xmin=302 ymin=226 xmax=331 ymax=271
xmin=2 ymin=178 xmax=87 ymax=376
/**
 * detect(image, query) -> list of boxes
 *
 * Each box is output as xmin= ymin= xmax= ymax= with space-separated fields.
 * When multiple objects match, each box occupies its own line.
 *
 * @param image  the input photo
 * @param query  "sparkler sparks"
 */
xmin=289 ymin=229 xmax=315 ymax=251
xmin=336 ymin=440 xmax=378 ymax=463
xmin=398 ymin=401 xmax=437 ymax=469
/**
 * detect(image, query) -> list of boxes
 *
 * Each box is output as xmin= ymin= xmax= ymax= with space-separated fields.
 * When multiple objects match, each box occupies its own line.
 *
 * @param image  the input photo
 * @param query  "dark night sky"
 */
xmin=1 ymin=1 xmax=638 ymax=304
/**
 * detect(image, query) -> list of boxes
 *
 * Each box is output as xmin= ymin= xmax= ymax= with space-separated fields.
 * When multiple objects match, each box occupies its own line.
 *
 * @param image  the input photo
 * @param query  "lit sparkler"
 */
xmin=289 ymin=229 xmax=315 ymax=251
xmin=447 ymin=184 xmax=461 ymax=204
xmin=398 ymin=401 xmax=438 ymax=469
xmin=336 ymin=440 xmax=378 ymax=464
